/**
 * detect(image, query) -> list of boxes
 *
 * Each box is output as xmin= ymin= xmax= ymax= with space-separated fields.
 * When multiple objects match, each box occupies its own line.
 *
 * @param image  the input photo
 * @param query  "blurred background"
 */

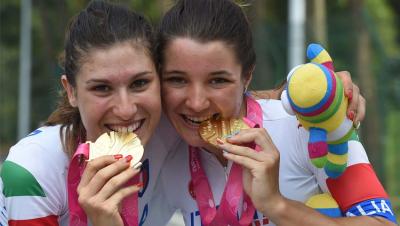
xmin=0 ymin=0 xmax=399 ymax=223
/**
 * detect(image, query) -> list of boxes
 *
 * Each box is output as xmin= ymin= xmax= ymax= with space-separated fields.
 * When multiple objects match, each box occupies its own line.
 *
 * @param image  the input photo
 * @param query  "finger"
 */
xmin=222 ymin=151 xmax=262 ymax=170
xmin=80 ymin=155 xmax=122 ymax=188
xmin=354 ymin=95 xmax=366 ymax=124
xmin=346 ymin=84 xmax=359 ymax=121
xmin=216 ymin=138 xmax=266 ymax=162
xmin=80 ymin=156 xmax=132 ymax=197
xmin=106 ymin=183 xmax=143 ymax=208
xmin=227 ymin=128 xmax=277 ymax=154
xmin=336 ymin=71 xmax=353 ymax=99
xmin=97 ymin=167 xmax=141 ymax=201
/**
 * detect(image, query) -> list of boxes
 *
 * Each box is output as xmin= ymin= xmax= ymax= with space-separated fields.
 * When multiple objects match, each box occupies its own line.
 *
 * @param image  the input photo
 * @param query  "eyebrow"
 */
xmin=209 ymin=70 xmax=233 ymax=76
xmin=163 ymin=70 xmax=233 ymax=76
xmin=163 ymin=70 xmax=184 ymax=75
xmin=85 ymin=71 xmax=153 ymax=84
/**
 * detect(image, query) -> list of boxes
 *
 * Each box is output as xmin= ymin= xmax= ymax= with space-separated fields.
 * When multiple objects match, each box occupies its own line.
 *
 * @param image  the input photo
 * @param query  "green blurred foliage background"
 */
xmin=0 ymin=0 xmax=399 ymax=220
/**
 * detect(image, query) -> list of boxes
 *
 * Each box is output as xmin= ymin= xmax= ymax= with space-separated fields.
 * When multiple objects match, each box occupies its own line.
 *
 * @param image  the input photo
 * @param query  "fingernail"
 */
xmin=114 ymin=154 xmax=123 ymax=160
xmin=346 ymin=89 xmax=353 ymax=100
xmin=133 ymin=161 xmax=142 ymax=170
xmin=134 ymin=182 xmax=144 ymax=188
xmin=348 ymin=111 xmax=355 ymax=121
xmin=216 ymin=138 xmax=224 ymax=145
xmin=125 ymin=155 xmax=133 ymax=162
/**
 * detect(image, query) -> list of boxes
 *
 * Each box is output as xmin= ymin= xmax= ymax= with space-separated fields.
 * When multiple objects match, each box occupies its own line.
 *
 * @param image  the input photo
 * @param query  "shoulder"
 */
xmin=5 ymin=125 xmax=67 ymax=166
xmin=257 ymin=99 xmax=302 ymax=144
xmin=257 ymin=99 xmax=297 ymax=121
xmin=1 ymin=126 xmax=69 ymax=220
xmin=2 ymin=125 xmax=68 ymax=198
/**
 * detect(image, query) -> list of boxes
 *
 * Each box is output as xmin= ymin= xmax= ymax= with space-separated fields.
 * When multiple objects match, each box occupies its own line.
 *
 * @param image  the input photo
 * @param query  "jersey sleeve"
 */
xmin=0 ymin=179 xmax=8 ymax=226
xmin=324 ymin=134 xmax=398 ymax=224
xmin=1 ymin=141 xmax=67 ymax=226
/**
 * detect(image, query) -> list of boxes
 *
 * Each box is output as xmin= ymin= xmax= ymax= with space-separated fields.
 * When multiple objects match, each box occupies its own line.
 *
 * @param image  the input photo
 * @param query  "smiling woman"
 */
xmin=161 ymin=38 xmax=247 ymax=150
xmin=61 ymin=41 xmax=160 ymax=143
xmin=0 ymin=1 xmax=180 ymax=226
xmin=145 ymin=0 xmax=398 ymax=225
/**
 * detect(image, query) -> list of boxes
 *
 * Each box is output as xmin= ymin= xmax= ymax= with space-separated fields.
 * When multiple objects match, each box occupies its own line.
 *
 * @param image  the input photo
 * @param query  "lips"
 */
xmin=180 ymin=113 xmax=220 ymax=127
xmin=106 ymin=119 xmax=145 ymax=133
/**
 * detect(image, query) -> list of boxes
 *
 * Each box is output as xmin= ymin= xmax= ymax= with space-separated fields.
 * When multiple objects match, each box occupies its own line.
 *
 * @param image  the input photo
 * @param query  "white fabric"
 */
xmin=0 ymin=179 xmax=7 ymax=226
xmin=146 ymin=99 xmax=370 ymax=226
xmin=3 ymin=113 xmax=180 ymax=226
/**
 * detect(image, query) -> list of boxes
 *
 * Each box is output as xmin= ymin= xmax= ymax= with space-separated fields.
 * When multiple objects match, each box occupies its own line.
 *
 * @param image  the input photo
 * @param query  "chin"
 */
xmin=181 ymin=135 xmax=207 ymax=148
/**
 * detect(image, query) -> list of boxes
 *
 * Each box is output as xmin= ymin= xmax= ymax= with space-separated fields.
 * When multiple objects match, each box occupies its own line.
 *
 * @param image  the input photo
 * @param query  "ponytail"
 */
xmin=45 ymin=91 xmax=86 ymax=157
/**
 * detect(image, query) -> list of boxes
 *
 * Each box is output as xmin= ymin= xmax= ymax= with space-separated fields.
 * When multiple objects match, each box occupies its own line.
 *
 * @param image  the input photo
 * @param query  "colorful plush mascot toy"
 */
xmin=306 ymin=193 xmax=342 ymax=218
xmin=280 ymin=43 xmax=354 ymax=178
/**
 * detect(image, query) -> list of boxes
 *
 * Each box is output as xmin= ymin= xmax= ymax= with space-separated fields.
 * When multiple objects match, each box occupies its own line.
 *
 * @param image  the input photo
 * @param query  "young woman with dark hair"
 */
xmin=1 ymin=1 xmax=179 ymax=225
xmin=147 ymin=0 xmax=397 ymax=225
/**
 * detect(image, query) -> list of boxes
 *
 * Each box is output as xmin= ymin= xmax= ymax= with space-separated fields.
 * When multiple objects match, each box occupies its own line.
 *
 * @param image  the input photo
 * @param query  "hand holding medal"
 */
xmin=68 ymin=132 xmax=143 ymax=226
xmin=191 ymin=113 xmax=261 ymax=226
xmin=194 ymin=96 xmax=285 ymax=224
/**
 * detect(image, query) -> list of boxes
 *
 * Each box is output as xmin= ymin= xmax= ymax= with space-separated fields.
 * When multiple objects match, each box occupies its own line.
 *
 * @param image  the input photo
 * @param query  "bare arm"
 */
xmin=217 ymin=129 xmax=397 ymax=226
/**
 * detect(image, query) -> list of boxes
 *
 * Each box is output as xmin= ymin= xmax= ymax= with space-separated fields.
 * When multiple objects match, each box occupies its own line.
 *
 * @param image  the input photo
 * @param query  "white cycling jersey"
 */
xmin=1 ymin=114 xmax=180 ymax=226
xmin=146 ymin=99 xmax=397 ymax=226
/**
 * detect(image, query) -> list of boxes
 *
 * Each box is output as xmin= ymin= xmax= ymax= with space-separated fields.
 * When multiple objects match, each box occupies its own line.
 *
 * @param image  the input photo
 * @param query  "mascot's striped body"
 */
xmin=281 ymin=43 xmax=354 ymax=178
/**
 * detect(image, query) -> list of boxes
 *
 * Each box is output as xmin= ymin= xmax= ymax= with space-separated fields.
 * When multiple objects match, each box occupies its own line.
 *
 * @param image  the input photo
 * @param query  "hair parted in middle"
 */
xmin=157 ymin=0 xmax=256 ymax=78
xmin=47 ymin=0 xmax=157 ymax=156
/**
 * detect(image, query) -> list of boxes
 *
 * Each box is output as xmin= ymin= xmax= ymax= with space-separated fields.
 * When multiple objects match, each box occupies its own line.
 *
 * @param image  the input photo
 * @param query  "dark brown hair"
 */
xmin=46 ymin=0 xmax=156 ymax=157
xmin=157 ymin=0 xmax=256 ymax=78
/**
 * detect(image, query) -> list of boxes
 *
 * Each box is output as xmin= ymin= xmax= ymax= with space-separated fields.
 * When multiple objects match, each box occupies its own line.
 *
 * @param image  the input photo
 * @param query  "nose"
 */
xmin=185 ymin=85 xmax=210 ymax=112
xmin=113 ymin=90 xmax=137 ymax=120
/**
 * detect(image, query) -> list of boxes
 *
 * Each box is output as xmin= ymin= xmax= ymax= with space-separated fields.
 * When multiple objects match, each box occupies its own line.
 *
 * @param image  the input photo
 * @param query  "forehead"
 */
xmin=79 ymin=41 xmax=155 ymax=78
xmin=163 ymin=38 xmax=240 ymax=70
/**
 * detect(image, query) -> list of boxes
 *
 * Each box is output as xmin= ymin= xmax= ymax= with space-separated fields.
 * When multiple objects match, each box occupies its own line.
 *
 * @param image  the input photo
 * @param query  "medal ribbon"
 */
xmin=189 ymin=95 xmax=263 ymax=226
xmin=67 ymin=143 xmax=139 ymax=226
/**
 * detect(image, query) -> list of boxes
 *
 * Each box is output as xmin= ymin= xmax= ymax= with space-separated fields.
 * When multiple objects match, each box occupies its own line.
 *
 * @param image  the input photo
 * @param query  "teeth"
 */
xmin=185 ymin=115 xmax=213 ymax=123
xmin=109 ymin=121 xmax=141 ymax=133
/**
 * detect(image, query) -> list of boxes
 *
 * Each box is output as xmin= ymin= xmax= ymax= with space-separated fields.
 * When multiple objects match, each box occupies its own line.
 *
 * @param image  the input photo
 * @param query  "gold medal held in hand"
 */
xmin=87 ymin=131 xmax=144 ymax=168
xmin=199 ymin=116 xmax=249 ymax=147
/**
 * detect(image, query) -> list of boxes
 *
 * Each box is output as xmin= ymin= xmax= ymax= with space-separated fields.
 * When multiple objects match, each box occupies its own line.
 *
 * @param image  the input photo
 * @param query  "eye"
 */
xmin=91 ymin=85 xmax=111 ymax=92
xmin=131 ymin=79 xmax=150 ymax=91
xmin=163 ymin=76 xmax=187 ymax=87
xmin=209 ymin=77 xmax=231 ymax=87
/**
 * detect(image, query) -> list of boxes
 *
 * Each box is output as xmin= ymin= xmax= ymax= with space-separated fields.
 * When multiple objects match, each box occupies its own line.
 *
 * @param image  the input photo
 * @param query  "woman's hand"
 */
xmin=336 ymin=71 xmax=365 ymax=127
xmin=77 ymin=155 xmax=142 ymax=226
xmin=216 ymin=128 xmax=285 ymax=216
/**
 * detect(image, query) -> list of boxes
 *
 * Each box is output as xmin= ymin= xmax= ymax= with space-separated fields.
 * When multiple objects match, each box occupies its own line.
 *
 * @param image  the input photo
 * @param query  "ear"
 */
xmin=243 ymin=65 xmax=255 ymax=92
xmin=61 ymin=75 xmax=78 ymax=107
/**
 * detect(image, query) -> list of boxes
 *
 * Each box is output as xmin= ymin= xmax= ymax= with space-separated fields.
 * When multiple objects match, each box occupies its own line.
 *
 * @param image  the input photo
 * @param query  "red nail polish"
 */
xmin=346 ymin=89 xmax=353 ymax=100
xmin=135 ymin=182 xmax=144 ymax=188
xmin=125 ymin=155 xmax=133 ymax=162
xmin=114 ymin=154 xmax=123 ymax=160
xmin=348 ymin=111 xmax=355 ymax=121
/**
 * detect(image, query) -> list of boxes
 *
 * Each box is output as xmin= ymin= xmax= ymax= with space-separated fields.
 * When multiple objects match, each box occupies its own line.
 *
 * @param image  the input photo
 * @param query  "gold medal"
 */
xmin=199 ymin=116 xmax=249 ymax=147
xmin=87 ymin=131 xmax=143 ymax=168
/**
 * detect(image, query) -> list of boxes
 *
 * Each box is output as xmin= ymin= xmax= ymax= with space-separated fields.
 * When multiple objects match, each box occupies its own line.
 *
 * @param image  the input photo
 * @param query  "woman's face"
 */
xmin=161 ymin=38 xmax=250 ymax=147
xmin=63 ymin=41 xmax=161 ymax=145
